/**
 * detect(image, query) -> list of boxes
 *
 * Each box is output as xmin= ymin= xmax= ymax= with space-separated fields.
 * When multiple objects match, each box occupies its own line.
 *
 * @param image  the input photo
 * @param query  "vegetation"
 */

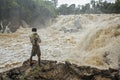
xmin=58 ymin=0 xmax=120 ymax=15
xmin=0 ymin=0 xmax=57 ymax=32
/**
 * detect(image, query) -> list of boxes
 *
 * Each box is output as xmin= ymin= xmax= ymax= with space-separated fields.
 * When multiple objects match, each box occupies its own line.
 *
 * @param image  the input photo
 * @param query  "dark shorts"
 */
xmin=31 ymin=45 xmax=41 ymax=57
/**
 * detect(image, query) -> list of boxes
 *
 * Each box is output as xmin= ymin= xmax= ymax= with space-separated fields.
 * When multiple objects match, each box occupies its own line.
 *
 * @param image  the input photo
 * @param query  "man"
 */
xmin=29 ymin=28 xmax=41 ymax=66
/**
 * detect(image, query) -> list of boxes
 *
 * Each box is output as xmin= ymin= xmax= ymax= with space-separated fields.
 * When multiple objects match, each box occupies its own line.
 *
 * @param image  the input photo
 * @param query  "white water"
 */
xmin=0 ymin=14 xmax=120 ymax=72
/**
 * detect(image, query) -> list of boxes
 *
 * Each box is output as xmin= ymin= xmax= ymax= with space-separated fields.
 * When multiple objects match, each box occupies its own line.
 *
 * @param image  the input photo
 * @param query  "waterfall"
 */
xmin=0 ymin=14 xmax=120 ymax=72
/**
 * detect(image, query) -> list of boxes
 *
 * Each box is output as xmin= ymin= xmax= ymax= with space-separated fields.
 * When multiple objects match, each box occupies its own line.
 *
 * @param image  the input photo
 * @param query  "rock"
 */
xmin=0 ymin=59 xmax=119 ymax=80
xmin=93 ymin=75 xmax=112 ymax=80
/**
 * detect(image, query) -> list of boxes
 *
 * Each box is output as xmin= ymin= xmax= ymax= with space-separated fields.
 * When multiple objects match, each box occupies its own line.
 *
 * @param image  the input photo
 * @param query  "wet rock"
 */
xmin=93 ymin=75 xmax=112 ymax=80
xmin=7 ymin=68 xmax=22 ymax=79
xmin=0 ymin=59 xmax=119 ymax=80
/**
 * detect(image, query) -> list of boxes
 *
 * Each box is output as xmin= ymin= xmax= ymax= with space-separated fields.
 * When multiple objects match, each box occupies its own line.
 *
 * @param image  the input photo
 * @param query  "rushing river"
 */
xmin=0 ymin=14 xmax=120 ymax=72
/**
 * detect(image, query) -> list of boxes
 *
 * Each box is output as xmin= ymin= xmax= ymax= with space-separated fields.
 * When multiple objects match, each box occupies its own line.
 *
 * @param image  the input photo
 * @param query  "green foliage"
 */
xmin=113 ymin=0 xmax=120 ymax=13
xmin=35 ymin=0 xmax=57 ymax=17
xmin=51 ymin=0 xmax=58 ymax=8
xmin=0 ymin=0 xmax=57 ymax=27
xmin=58 ymin=4 xmax=68 ymax=15
xmin=57 ymin=0 xmax=120 ymax=15
xmin=58 ymin=4 xmax=76 ymax=15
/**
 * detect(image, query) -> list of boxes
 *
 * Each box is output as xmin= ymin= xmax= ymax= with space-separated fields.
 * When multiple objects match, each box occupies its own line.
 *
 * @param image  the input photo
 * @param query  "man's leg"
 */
xmin=38 ymin=56 xmax=41 ymax=66
xmin=30 ymin=56 xmax=33 ymax=66
xmin=37 ymin=46 xmax=41 ymax=66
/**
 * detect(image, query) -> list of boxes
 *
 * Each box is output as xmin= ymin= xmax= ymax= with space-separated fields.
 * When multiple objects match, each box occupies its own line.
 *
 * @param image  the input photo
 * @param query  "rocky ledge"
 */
xmin=0 ymin=59 xmax=119 ymax=80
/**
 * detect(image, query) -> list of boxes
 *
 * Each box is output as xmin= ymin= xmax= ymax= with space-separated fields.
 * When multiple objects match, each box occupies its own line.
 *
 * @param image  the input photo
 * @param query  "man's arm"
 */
xmin=29 ymin=35 xmax=33 ymax=43
xmin=38 ymin=35 xmax=41 ymax=43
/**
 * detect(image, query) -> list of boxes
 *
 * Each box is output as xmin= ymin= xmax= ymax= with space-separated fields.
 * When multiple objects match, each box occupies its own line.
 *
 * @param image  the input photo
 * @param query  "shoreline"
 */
xmin=0 ymin=59 xmax=119 ymax=80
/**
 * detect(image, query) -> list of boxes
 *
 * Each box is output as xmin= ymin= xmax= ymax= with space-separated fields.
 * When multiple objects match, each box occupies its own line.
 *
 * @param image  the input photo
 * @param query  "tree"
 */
xmin=68 ymin=4 xmax=76 ymax=14
xmin=91 ymin=0 xmax=96 ymax=8
xmin=113 ymin=0 xmax=120 ymax=13
xmin=0 ymin=0 xmax=58 ymax=32
xmin=51 ymin=0 xmax=58 ymax=8
xmin=58 ymin=4 xmax=68 ymax=15
xmin=75 ymin=5 xmax=81 ymax=14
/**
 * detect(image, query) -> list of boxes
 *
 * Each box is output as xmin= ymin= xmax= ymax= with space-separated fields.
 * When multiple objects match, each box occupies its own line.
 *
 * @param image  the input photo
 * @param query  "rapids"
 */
xmin=0 ymin=14 xmax=120 ymax=72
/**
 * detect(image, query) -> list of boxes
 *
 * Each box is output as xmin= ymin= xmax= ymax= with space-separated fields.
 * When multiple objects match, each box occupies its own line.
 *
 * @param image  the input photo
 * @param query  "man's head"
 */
xmin=32 ymin=28 xmax=37 ymax=32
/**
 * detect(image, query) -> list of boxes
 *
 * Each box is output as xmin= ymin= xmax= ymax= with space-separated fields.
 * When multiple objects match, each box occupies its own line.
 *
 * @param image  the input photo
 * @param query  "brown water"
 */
xmin=0 ymin=14 xmax=120 ymax=72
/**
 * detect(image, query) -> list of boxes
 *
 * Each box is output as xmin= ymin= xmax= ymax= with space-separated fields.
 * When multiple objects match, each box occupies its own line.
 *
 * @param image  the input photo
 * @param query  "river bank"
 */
xmin=0 ymin=59 xmax=119 ymax=80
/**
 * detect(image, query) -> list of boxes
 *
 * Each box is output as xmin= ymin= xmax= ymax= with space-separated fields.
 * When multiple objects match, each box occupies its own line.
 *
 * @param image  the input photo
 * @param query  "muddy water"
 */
xmin=0 ymin=14 xmax=120 ymax=72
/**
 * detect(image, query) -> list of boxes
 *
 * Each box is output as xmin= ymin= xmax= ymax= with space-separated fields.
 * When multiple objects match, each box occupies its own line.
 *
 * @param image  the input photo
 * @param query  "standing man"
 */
xmin=29 ymin=28 xmax=41 ymax=66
